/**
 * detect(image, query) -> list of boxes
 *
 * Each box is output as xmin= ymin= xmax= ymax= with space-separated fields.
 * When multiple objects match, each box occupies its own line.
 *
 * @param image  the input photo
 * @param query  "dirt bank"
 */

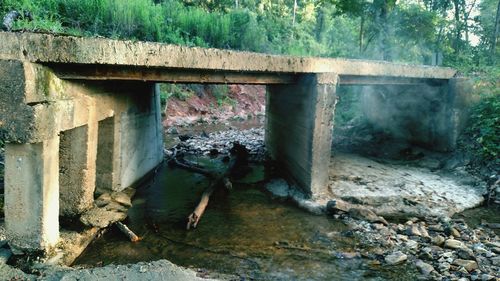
xmin=164 ymin=84 xmax=265 ymax=127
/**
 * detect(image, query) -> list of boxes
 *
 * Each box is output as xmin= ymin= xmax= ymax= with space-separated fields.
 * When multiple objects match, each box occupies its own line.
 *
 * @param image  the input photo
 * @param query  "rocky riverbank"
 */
xmin=168 ymin=126 xmax=499 ymax=280
xmin=336 ymin=211 xmax=499 ymax=280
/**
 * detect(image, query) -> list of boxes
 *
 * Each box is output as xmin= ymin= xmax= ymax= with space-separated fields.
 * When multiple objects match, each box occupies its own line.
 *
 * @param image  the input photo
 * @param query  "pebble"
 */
xmin=432 ymin=235 xmax=446 ymax=246
xmin=405 ymin=240 xmax=419 ymax=250
xmin=406 ymin=224 xmax=429 ymax=237
xmin=481 ymin=274 xmax=494 ymax=281
xmin=172 ymin=128 xmax=266 ymax=161
xmin=457 ymin=247 xmax=475 ymax=260
xmin=445 ymin=239 xmax=464 ymax=249
xmin=452 ymin=259 xmax=478 ymax=272
xmin=385 ymin=251 xmax=408 ymax=265
xmin=415 ymin=260 xmax=435 ymax=275
xmin=166 ymin=126 xmax=178 ymax=134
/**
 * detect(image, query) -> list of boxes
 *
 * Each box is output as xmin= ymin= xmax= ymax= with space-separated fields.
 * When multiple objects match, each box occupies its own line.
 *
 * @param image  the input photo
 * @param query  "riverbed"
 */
xmin=75 ymin=158 xmax=419 ymax=280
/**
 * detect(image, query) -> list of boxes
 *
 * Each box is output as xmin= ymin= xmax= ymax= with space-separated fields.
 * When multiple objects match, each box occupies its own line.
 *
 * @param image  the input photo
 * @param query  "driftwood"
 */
xmin=168 ymin=143 xmax=248 ymax=230
xmin=116 ymin=221 xmax=141 ymax=242
xmin=186 ymin=176 xmax=233 ymax=230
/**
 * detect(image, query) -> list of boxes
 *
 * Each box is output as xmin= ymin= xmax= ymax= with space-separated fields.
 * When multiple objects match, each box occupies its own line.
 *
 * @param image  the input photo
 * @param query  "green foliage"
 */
xmin=210 ymin=84 xmax=233 ymax=106
xmin=466 ymin=68 xmax=500 ymax=159
xmin=161 ymin=84 xmax=193 ymax=101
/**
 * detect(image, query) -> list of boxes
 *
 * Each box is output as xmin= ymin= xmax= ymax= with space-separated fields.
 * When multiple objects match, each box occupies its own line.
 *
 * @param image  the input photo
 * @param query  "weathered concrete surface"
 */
xmin=359 ymin=78 xmax=471 ymax=151
xmin=59 ymin=124 xmax=97 ymax=216
xmin=0 ymin=61 xmax=163 ymax=251
xmin=266 ymin=73 xmax=337 ymax=196
xmin=4 ymin=137 xmax=60 ymax=250
xmin=0 ymin=32 xmax=455 ymax=80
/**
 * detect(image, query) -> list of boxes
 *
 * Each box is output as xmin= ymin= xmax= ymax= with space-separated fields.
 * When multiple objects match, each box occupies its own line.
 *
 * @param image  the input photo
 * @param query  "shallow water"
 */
xmin=454 ymin=203 xmax=500 ymax=235
xmin=75 ymin=157 xmax=417 ymax=280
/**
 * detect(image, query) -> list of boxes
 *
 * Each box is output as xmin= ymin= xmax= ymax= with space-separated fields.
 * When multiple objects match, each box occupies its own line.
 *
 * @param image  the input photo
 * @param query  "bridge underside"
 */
xmin=0 ymin=32 xmax=468 ymax=253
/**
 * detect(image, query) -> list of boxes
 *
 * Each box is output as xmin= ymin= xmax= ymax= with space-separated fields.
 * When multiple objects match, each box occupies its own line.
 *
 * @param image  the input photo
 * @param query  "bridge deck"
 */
xmin=0 ymin=32 xmax=455 ymax=84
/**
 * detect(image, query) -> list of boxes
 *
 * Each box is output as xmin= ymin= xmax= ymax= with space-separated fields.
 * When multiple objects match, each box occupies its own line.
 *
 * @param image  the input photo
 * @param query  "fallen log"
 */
xmin=184 ymin=142 xmax=246 ymax=230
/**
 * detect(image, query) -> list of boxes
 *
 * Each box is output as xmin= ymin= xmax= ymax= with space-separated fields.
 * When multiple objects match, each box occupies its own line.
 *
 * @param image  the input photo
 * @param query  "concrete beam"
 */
xmin=5 ymin=137 xmax=60 ymax=250
xmin=339 ymin=75 xmax=448 ymax=86
xmin=0 ymin=32 xmax=456 ymax=80
xmin=51 ymin=64 xmax=297 ymax=84
xmin=266 ymin=73 xmax=338 ymax=197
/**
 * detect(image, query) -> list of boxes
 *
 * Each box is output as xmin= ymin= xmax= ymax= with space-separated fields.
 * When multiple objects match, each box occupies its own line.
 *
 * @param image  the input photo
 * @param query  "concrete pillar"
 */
xmin=4 ymin=137 xmax=60 ymax=250
xmin=118 ymin=83 xmax=164 ymax=189
xmin=95 ymin=117 xmax=116 ymax=195
xmin=59 ymin=122 xmax=98 ymax=216
xmin=266 ymin=73 xmax=338 ymax=197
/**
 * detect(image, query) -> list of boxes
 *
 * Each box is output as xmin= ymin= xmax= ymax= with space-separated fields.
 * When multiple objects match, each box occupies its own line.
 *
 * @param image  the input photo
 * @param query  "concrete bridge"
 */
xmin=0 ymin=32 xmax=467 ymax=252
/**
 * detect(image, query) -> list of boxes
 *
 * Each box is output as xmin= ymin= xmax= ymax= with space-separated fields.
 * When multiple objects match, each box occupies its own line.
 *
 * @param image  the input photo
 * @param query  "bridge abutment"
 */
xmin=1 ymin=61 xmax=163 ymax=251
xmin=266 ymin=73 xmax=338 ymax=197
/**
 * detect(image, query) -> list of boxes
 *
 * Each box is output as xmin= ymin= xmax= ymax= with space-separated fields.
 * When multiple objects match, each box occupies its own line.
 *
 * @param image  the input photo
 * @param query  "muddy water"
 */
xmin=75 ymin=157 xmax=417 ymax=280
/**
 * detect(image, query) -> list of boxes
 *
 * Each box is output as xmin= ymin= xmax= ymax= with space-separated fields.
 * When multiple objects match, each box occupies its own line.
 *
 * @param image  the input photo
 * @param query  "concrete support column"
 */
xmin=59 ymin=122 xmax=98 ymax=216
xmin=5 ymin=137 xmax=60 ymax=250
xmin=266 ymin=73 xmax=338 ymax=197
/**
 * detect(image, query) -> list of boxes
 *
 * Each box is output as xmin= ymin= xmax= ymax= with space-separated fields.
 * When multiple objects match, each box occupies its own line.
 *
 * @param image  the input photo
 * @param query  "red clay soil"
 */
xmin=164 ymin=85 xmax=266 ymax=127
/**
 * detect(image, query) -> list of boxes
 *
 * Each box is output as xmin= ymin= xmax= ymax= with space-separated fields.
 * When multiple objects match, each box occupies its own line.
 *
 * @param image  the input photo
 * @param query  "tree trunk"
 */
xmin=452 ymin=0 xmax=462 ymax=54
xmin=292 ymin=0 xmax=298 ymax=26
xmin=359 ymin=15 xmax=365 ymax=54
xmin=491 ymin=0 xmax=500 ymax=63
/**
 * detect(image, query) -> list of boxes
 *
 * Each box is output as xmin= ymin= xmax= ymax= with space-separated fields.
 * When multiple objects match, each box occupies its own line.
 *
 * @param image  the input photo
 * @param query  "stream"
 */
xmin=74 ymin=157 xmax=420 ymax=280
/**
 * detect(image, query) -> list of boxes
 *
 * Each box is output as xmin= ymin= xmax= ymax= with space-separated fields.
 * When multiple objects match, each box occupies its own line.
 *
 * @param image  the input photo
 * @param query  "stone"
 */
xmin=105 ymin=201 xmax=129 ymax=213
xmin=428 ymin=224 xmax=444 ymax=232
xmin=406 ymin=224 xmax=430 ymax=238
xmin=348 ymin=208 xmax=388 ymax=225
xmin=95 ymin=193 xmax=112 ymax=208
xmin=473 ymin=246 xmax=488 ymax=255
xmin=111 ymin=192 xmax=132 ymax=207
xmin=445 ymin=239 xmax=464 ymax=249
xmin=457 ymin=247 xmax=475 ymax=260
xmin=326 ymin=199 xmax=351 ymax=213
xmin=338 ymin=252 xmax=360 ymax=259
xmin=385 ymin=251 xmax=408 ymax=265
xmin=442 ymin=251 xmax=454 ymax=258
xmin=452 ymin=259 xmax=478 ymax=272
xmin=416 ymin=260 xmax=435 ymax=275
xmin=485 ymin=241 xmax=500 ymax=248
xmin=397 ymin=234 xmax=409 ymax=242
xmin=80 ymin=207 xmax=127 ymax=228
xmin=438 ymin=262 xmax=451 ymax=273
xmin=432 ymin=235 xmax=446 ymax=246
xmin=265 ymin=178 xmax=290 ymax=199
xmin=490 ymin=256 xmax=500 ymax=266
xmin=481 ymin=274 xmax=495 ymax=281
xmin=166 ymin=127 xmax=178 ymax=134
xmin=406 ymin=240 xmax=419 ymax=250
xmin=451 ymin=228 xmax=461 ymax=238
xmin=0 ymin=248 xmax=12 ymax=264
